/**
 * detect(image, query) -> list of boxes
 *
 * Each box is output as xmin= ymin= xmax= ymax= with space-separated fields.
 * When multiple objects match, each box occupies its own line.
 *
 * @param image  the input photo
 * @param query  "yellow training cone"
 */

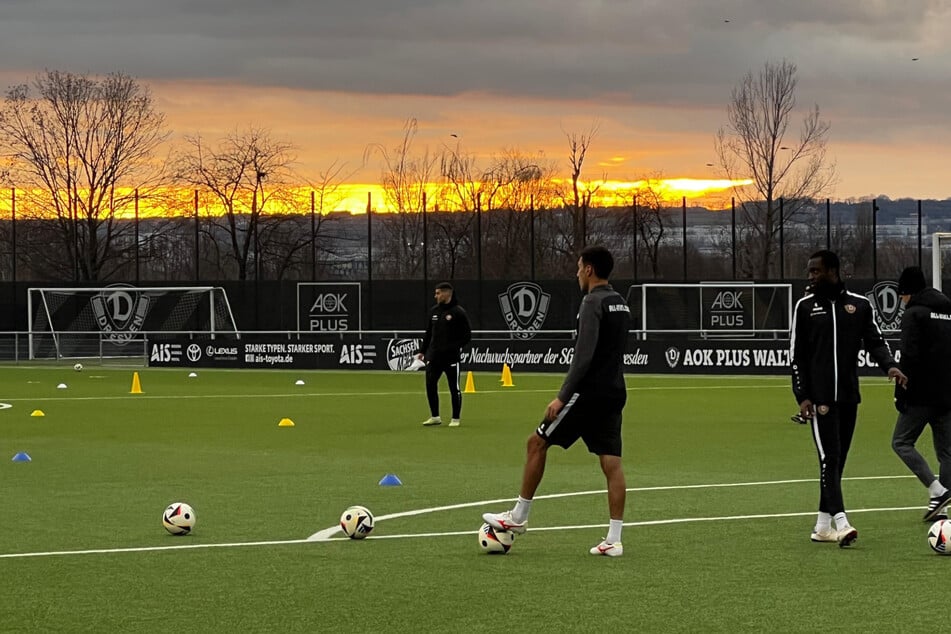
xmin=464 ymin=371 xmax=476 ymax=394
xmin=130 ymin=371 xmax=143 ymax=394
xmin=501 ymin=363 xmax=515 ymax=387
xmin=278 ymin=418 xmax=295 ymax=427
xmin=30 ymin=410 xmax=45 ymax=417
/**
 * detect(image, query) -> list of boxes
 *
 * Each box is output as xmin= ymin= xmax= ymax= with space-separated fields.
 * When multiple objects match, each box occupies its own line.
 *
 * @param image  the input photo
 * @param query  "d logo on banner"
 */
xmin=499 ymin=282 xmax=550 ymax=339
xmin=865 ymin=281 xmax=904 ymax=332
xmin=665 ymin=347 xmax=681 ymax=368
xmin=90 ymin=284 xmax=150 ymax=346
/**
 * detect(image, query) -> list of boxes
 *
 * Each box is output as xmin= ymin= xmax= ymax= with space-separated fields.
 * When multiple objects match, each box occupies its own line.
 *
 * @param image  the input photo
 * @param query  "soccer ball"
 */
xmin=478 ymin=522 xmax=515 ymax=554
xmin=928 ymin=519 xmax=951 ymax=554
xmin=73 ymin=363 xmax=83 ymax=372
xmin=340 ymin=505 xmax=374 ymax=539
xmin=162 ymin=502 xmax=197 ymax=535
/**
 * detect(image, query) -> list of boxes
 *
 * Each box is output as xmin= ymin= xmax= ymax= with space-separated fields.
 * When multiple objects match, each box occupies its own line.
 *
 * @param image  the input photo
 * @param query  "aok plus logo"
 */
xmin=866 ymin=282 xmax=904 ymax=332
xmin=91 ymin=284 xmax=150 ymax=345
xmin=499 ymin=282 xmax=550 ymax=340
xmin=708 ymin=290 xmax=745 ymax=328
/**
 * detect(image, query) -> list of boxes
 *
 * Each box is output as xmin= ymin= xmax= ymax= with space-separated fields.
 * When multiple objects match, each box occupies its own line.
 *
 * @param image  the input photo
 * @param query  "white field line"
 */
xmin=0 ymin=475 xmax=916 ymax=559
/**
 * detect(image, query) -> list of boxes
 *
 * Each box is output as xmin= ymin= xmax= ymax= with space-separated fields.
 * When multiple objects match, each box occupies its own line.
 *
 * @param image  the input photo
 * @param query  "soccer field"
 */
xmin=0 ymin=367 xmax=943 ymax=632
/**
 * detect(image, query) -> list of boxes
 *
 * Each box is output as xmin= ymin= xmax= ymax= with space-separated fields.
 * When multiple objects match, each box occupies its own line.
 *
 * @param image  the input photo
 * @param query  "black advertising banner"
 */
xmin=148 ymin=336 xmax=900 ymax=377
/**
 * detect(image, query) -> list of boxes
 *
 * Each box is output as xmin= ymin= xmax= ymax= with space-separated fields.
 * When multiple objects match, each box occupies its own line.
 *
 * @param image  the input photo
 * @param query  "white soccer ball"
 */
xmin=478 ymin=522 xmax=515 ymax=554
xmin=162 ymin=502 xmax=197 ymax=535
xmin=340 ymin=505 xmax=374 ymax=539
xmin=928 ymin=518 xmax=951 ymax=554
xmin=73 ymin=363 xmax=83 ymax=372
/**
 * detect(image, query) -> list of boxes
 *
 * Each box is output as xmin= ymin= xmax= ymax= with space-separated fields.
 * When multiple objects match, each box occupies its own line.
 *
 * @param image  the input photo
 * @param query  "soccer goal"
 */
xmin=626 ymin=282 xmax=794 ymax=339
xmin=932 ymin=233 xmax=951 ymax=292
xmin=27 ymin=286 xmax=239 ymax=360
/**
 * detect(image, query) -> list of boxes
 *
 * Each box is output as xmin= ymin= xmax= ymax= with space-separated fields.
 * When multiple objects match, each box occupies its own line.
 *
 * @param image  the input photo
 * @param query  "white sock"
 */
xmin=815 ymin=512 xmax=832 ymax=531
xmin=606 ymin=519 xmax=623 ymax=543
xmin=512 ymin=496 xmax=532 ymax=523
xmin=929 ymin=479 xmax=948 ymax=497
xmin=833 ymin=512 xmax=851 ymax=530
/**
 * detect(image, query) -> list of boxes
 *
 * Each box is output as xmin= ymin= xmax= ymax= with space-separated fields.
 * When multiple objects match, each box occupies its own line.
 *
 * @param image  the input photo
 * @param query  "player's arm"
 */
xmin=790 ymin=301 xmax=812 ymax=407
xmin=898 ymin=306 xmax=922 ymax=377
xmin=557 ymin=295 xmax=601 ymax=403
xmin=417 ymin=311 xmax=433 ymax=359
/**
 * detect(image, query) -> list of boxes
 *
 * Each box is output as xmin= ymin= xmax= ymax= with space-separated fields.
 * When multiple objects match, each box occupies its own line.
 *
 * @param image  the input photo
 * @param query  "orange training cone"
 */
xmin=130 ymin=371 xmax=143 ymax=394
xmin=464 ymin=371 xmax=476 ymax=394
xmin=501 ymin=363 xmax=514 ymax=387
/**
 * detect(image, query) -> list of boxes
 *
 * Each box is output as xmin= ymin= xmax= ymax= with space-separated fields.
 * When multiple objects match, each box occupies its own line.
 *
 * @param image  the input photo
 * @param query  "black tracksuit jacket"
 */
xmin=896 ymin=287 xmax=951 ymax=409
xmin=791 ymin=282 xmax=897 ymax=406
xmin=417 ymin=296 xmax=471 ymax=364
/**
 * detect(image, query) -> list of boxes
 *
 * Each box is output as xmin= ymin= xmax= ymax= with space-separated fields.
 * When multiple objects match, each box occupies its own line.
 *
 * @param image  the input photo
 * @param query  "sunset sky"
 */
xmin=2 ymin=0 xmax=950 ymax=212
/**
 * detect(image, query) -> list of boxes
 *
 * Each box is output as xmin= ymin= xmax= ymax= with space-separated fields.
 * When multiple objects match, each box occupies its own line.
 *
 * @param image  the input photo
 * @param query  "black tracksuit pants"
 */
xmin=811 ymin=402 xmax=858 ymax=515
xmin=426 ymin=358 xmax=462 ymax=419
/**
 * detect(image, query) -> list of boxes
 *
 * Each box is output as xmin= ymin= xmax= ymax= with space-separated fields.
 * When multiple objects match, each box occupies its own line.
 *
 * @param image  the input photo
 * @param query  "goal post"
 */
xmin=932 ymin=233 xmax=951 ymax=292
xmin=27 ymin=286 xmax=239 ymax=360
xmin=626 ymin=282 xmax=793 ymax=338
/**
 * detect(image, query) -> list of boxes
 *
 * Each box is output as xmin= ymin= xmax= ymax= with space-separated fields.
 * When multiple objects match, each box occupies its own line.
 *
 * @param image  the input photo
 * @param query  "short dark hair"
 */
xmin=580 ymin=245 xmax=614 ymax=279
xmin=435 ymin=282 xmax=453 ymax=291
xmin=809 ymin=249 xmax=840 ymax=274
xmin=897 ymin=266 xmax=927 ymax=295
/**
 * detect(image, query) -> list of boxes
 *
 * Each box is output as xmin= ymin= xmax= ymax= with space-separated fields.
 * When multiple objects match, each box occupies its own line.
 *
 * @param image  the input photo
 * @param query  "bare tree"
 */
xmin=0 ymin=70 xmax=169 ymax=281
xmin=715 ymin=59 xmax=836 ymax=278
xmin=553 ymin=124 xmax=602 ymax=262
xmin=364 ymin=119 xmax=438 ymax=278
xmin=175 ymin=127 xmax=295 ymax=280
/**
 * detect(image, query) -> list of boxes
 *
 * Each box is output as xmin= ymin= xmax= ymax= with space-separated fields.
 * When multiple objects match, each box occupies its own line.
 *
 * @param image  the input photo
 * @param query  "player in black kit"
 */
xmin=483 ymin=245 xmax=631 ymax=557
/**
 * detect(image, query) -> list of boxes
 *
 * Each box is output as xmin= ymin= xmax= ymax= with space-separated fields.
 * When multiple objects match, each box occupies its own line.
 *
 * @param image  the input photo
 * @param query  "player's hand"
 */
xmin=415 ymin=353 xmax=424 ymax=361
xmin=799 ymin=399 xmax=814 ymax=419
xmin=888 ymin=367 xmax=908 ymax=387
xmin=545 ymin=398 xmax=564 ymax=422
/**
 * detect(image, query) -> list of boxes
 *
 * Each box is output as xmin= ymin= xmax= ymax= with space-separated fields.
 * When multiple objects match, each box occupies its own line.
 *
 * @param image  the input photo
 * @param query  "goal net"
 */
xmin=626 ymin=282 xmax=793 ymax=338
xmin=28 ymin=286 xmax=239 ymax=360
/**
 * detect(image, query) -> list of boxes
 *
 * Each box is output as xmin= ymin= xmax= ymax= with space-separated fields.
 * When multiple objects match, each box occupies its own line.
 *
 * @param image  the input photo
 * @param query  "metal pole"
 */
xmin=134 ymin=189 xmax=140 ymax=283
xmin=779 ymin=197 xmax=785 ymax=280
xmin=825 ymin=199 xmax=831 ymax=250
xmin=366 ymin=192 xmax=373 ymax=329
xmin=422 ymin=191 xmax=428 ymax=308
xmin=682 ymin=196 xmax=687 ymax=280
xmin=731 ymin=197 xmax=736 ymax=280
xmin=194 ymin=190 xmax=200 ymax=281
xmin=311 ymin=190 xmax=316 ymax=279
xmin=918 ymin=199 xmax=923 ymax=269
xmin=872 ymin=199 xmax=878 ymax=281
xmin=10 ymin=188 xmax=15 ymax=284
xmin=632 ymin=195 xmax=638 ymax=280
xmin=476 ymin=192 xmax=483 ymax=328
xmin=529 ymin=194 xmax=536 ymax=281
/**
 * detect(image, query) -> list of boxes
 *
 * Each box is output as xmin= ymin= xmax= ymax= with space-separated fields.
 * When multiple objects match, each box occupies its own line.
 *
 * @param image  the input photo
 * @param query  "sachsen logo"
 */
xmin=386 ymin=338 xmax=422 ymax=371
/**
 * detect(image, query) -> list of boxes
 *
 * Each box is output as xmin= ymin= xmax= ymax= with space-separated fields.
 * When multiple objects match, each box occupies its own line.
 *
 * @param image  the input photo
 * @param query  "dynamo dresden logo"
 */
xmin=665 ymin=347 xmax=681 ymax=369
xmin=499 ymin=282 xmax=550 ymax=340
xmin=865 ymin=282 xmax=904 ymax=332
xmin=90 ymin=284 xmax=150 ymax=346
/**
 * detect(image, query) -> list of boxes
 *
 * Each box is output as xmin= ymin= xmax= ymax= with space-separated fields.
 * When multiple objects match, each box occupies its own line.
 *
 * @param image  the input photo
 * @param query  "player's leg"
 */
xmin=445 ymin=362 xmax=462 ymax=426
xmin=809 ymin=406 xmax=848 ymax=543
xmin=924 ymin=407 xmax=951 ymax=520
xmin=421 ymin=361 xmax=443 ymax=426
xmin=585 ymin=408 xmax=625 ymax=556
xmin=832 ymin=403 xmax=858 ymax=546
xmin=483 ymin=394 xmax=585 ymax=535
xmin=892 ymin=405 xmax=936 ymax=487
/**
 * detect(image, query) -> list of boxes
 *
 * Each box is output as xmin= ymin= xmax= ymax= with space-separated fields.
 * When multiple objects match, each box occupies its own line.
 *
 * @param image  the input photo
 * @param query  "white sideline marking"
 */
xmin=0 ymin=475 xmax=917 ymax=559
xmin=305 ymin=474 xmax=914 ymax=541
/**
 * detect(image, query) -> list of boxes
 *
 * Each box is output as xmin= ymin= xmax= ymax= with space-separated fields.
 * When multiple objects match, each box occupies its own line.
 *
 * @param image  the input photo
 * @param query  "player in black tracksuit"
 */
xmin=416 ymin=282 xmax=471 ymax=427
xmin=891 ymin=266 xmax=951 ymax=521
xmin=791 ymin=250 xmax=905 ymax=547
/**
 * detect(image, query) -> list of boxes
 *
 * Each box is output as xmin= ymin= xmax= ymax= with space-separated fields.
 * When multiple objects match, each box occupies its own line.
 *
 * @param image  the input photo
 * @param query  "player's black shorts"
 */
xmin=536 ymin=392 xmax=624 ymax=456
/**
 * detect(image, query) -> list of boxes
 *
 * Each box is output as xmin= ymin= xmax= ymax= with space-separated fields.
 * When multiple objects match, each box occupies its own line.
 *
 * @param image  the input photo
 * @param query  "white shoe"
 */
xmin=590 ymin=540 xmax=623 ymax=557
xmin=482 ymin=511 xmax=527 ymax=535
xmin=810 ymin=528 xmax=837 ymax=543
xmin=837 ymin=527 xmax=858 ymax=548
xmin=448 ymin=419 xmax=460 ymax=427
xmin=421 ymin=416 xmax=442 ymax=426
